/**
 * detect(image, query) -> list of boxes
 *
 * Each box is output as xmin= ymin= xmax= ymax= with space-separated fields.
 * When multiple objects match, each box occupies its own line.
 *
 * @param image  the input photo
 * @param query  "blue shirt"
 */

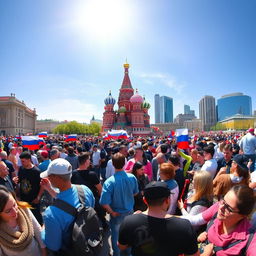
xmin=100 ymin=171 xmax=139 ymax=214
xmin=41 ymin=185 xmax=95 ymax=251
xmin=38 ymin=159 xmax=51 ymax=172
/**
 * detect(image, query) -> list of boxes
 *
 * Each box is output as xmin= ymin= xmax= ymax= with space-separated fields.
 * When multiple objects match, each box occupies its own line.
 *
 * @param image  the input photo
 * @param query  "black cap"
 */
xmin=144 ymin=181 xmax=171 ymax=200
xmin=233 ymin=154 xmax=248 ymax=171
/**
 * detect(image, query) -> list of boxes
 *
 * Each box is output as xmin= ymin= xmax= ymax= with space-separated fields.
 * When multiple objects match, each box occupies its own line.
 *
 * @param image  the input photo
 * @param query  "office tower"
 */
xmin=184 ymin=104 xmax=195 ymax=117
xmin=160 ymin=96 xmax=173 ymax=123
xmin=217 ymin=93 xmax=252 ymax=121
xmin=154 ymin=94 xmax=160 ymax=123
xmin=199 ymin=95 xmax=217 ymax=131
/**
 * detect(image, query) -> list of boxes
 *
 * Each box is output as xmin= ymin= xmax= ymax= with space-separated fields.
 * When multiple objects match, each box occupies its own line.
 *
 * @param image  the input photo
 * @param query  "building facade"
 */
xmin=199 ymin=95 xmax=217 ymax=131
xmin=174 ymin=113 xmax=196 ymax=126
xmin=154 ymin=94 xmax=160 ymax=123
xmin=102 ymin=63 xmax=151 ymax=136
xmin=0 ymin=94 xmax=37 ymax=136
xmin=160 ymin=96 xmax=173 ymax=123
xmin=184 ymin=104 xmax=195 ymax=116
xmin=217 ymin=93 xmax=252 ymax=121
xmin=35 ymin=120 xmax=68 ymax=134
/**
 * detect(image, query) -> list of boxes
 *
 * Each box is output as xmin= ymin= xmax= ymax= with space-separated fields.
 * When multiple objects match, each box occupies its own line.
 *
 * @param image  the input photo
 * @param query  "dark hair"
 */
xmin=77 ymin=146 xmax=83 ymax=154
xmin=78 ymin=152 xmax=90 ymax=165
xmin=145 ymin=197 xmax=167 ymax=207
xmin=112 ymin=152 xmax=126 ymax=170
xmin=203 ymin=145 xmax=215 ymax=157
xmin=19 ymin=151 xmax=31 ymax=159
xmin=168 ymin=155 xmax=180 ymax=166
xmin=231 ymin=185 xmax=255 ymax=215
xmin=132 ymin=161 xmax=144 ymax=178
xmin=0 ymin=185 xmax=10 ymax=212
xmin=160 ymin=144 xmax=168 ymax=154
xmin=68 ymin=146 xmax=74 ymax=155
xmin=223 ymin=144 xmax=232 ymax=152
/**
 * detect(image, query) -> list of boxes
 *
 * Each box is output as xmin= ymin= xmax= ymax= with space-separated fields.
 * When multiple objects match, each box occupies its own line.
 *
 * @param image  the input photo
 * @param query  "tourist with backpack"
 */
xmin=40 ymin=158 xmax=96 ymax=255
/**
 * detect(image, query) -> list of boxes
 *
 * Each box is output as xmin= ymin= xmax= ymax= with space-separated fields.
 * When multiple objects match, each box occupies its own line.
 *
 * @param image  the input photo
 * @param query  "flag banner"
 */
xmin=65 ymin=134 xmax=77 ymax=141
xmin=38 ymin=138 xmax=46 ymax=146
xmin=38 ymin=132 xmax=48 ymax=138
xmin=104 ymin=130 xmax=128 ymax=140
xmin=15 ymin=135 xmax=21 ymax=140
xmin=21 ymin=136 xmax=40 ymax=150
xmin=168 ymin=130 xmax=175 ymax=138
xmin=176 ymin=128 xmax=189 ymax=149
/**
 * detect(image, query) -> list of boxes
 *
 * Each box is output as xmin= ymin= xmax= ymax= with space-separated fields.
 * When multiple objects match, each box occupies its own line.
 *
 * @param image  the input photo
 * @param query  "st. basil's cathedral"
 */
xmin=102 ymin=63 xmax=151 ymax=136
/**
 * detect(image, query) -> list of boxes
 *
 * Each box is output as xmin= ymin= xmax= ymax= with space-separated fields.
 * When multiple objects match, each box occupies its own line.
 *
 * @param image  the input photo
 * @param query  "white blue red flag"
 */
xmin=104 ymin=130 xmax=128 ymax=140
xmin=176 ymin=128 xmax=189 ymax=149
xmin=38 ymin=132 xmax=48 ymax=138
xmin=65 ymin=134 xmax=77 ymax=141
xmin=21 ymin=136 xmax=40 ymax=150
xmin=168 ymin=130 xmax=175 ymax=138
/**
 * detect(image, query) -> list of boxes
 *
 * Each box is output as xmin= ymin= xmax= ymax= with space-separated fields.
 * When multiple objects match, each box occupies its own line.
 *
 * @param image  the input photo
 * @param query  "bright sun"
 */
xmin=71 ymin=0 xmax=133 ymax=42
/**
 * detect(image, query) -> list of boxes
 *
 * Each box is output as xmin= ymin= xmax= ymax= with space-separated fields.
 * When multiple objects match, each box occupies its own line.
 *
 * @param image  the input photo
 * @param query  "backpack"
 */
xmin=200 ymin=212 xmax=254 ymax=256
xmin=53 ymin=185 xmax=103 ymax=256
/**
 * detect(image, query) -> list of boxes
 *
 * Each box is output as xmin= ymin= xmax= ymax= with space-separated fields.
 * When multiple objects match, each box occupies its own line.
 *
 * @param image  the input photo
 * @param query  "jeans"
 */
xmin=100 ymin=167 xmax=106 ymax=182
xmin=109 ymin=212 xmax=132 ymax=256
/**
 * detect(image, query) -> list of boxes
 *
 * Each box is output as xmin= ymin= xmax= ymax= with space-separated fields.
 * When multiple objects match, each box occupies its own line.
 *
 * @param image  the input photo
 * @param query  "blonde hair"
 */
xmin=160 ymin=162 xmax=175 ymax=180
xmin=192 ymin=170 xmax=213 ymax=202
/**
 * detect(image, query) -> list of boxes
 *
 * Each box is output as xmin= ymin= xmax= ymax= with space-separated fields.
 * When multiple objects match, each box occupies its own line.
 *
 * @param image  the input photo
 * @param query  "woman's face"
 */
xmin=136 ymin=166 xmax=145 ymax=176
xmin=0 ymin=194 xmax=18 ymax=222
xmin=217 ymin=190 xmax=243 ymax=222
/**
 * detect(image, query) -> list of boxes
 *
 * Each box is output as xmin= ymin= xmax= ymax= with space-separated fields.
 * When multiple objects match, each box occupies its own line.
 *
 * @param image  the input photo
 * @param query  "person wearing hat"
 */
xmin=239 ymin=128 xmax=256 ymax=172
xmin=40 ymin=158 xmax=95 ymax=253
xmin=213 ymin=154 xmax=250 ymax=199
xmin=38 ymin=151 xmax=50 ymax=172
xmin=118 ymin=181 xmax=199 ymax=256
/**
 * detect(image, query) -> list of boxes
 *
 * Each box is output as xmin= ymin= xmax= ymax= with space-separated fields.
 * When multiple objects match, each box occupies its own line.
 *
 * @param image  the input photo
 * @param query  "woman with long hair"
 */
xmin=125 ymin=146 xmax=153 ymax=181
xmin=178 ymin=171 xmax=213 ymax=232
xmin=132 ymin=161 xmax=150 ymax=211
xmin=0 ymin=185 xmax=46 ymax=256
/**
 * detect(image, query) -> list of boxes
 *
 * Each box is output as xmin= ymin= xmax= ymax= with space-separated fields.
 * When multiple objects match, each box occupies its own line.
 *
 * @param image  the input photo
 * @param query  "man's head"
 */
xmin=78 ymin=152 xmax=91 ymax=169
xmin=247 ymin=128 xmax=255 ymax=135
xmin=223 ymin=144 xmax=233 ymax=162
xmin=112 ymin=152 xmax=126 ymax=170
xmin=160 ymin=144 xmax=168 ymax=154
xmin=50 ymin=149 xmax=60 ymax=160
xmin=40 ymin=151 xmax=49 ymax=161
xmin=143 ymin=181 xmax=171 ymax=208
xmin=0 ymin=151 xmax=7 ymax=160
xmin=67 ymin=146 xmax=75 ymax=155
xmin=40 ymin=158 xmax=72 ymax=188
xmin=119 ymin=145 xmax=128 ymax=157
xmin=19 ymin=151 xmax=32 ymax=168
xmin=92 ymin=144 xmax=98 ymax=152
xmin=10 ymin=147 xmax=16 ymax=155
xmin=203 ymin=145 xmax=214 ymax=160
xmin=0 ymin=161 xmax=8 ymax=178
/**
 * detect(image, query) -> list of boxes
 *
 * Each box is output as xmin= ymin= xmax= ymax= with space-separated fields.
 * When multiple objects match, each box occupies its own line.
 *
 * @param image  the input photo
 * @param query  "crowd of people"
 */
xmin=0 ymin=128 xmax=255 ymax=256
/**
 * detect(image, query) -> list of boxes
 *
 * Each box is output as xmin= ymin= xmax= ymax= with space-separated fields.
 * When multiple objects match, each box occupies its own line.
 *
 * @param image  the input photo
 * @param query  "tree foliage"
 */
xmin=210 ymin=122 xmax=226 ymax=131
xmin=53 ymin=121 xmax=101 ymax=135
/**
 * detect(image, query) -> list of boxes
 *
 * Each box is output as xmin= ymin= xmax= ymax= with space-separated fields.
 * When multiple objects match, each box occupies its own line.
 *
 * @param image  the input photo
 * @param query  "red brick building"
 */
xmin=102 ymin=63 xmax=151 ymax=136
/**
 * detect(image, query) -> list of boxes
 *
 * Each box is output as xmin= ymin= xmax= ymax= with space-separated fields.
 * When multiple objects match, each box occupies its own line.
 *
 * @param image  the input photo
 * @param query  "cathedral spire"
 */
xmin=121 ymin=61 xmax=133 ymax=89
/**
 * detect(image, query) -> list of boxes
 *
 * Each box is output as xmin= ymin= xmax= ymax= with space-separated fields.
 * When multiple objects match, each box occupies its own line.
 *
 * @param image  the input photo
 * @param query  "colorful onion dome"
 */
xmin=130 ymin=89 xmax=143 ymax=104
xmin=141 ymin=96 xmax=151 ymax=109
xmin=118 ymin=106 xmax=126 ymax=113
xmin=104 ymin=91 xmax=116 ymax=105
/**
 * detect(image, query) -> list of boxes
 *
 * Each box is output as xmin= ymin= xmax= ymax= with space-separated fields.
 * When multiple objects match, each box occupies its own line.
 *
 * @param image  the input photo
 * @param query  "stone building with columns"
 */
xmin=0 ymin=94 xmax=37 ymax=136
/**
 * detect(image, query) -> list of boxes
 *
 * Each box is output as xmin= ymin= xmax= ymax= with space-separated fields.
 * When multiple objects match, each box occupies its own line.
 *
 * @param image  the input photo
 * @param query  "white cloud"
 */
xmin=139 ymin=72 xmax=185 ymax=94
xmin=36 ymin=98 xmax=102 ymax=123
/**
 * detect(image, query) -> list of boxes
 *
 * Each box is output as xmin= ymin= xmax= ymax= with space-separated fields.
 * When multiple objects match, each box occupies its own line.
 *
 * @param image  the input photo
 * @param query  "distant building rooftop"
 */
xmin=221 ymin=92 xmax=244 ymax=98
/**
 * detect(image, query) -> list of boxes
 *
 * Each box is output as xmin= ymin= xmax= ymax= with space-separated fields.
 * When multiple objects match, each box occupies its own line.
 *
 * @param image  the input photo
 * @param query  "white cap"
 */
xmin=40 ymin=158 xmax=72 ymax=178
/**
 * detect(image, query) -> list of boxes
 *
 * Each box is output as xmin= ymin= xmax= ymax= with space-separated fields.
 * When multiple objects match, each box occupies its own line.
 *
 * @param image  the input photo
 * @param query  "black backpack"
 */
xmin=53 ymin=185 xmax=103 ymax=256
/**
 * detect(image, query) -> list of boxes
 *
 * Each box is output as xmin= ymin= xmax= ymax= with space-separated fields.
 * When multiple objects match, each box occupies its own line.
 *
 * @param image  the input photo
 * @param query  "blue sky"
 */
xmin=0 ymin=0 xmax=255 ymax=123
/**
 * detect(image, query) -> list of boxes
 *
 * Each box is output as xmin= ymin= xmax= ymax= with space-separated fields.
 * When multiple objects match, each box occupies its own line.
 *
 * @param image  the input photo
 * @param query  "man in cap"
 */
xmin=239 ymin=128 xmax=256 ymax=172
xmin=118 ymin=181 xmax=199 ymax=256
xmin=38 ymin=150 xmax=50 ymax=172
xmin=40 ymin=158 xmax=95 ymax=253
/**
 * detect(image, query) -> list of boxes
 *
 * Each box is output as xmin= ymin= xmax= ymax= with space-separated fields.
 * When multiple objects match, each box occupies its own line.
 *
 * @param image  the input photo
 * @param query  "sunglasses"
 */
xmin=220 ymin=199 xmax=239 ymax=214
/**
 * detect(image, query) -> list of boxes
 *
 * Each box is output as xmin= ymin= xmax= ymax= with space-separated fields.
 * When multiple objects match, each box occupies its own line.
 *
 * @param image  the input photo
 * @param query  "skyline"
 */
xmin=0 ymin=0 xmax=255 ymax=123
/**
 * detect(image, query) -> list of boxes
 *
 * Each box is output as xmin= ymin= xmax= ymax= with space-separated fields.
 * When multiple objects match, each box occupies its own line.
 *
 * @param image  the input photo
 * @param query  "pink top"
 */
xmin=125 ymin=159 xmax=153 ymax=181
xmin=202 ymin=203 xmax=255 ymax=256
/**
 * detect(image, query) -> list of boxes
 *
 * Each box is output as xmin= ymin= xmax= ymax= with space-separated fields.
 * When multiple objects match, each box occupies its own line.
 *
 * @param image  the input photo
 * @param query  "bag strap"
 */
xmin=213 ymin=239 xmax=243 ymax=253
xmin=206 ymin=212 xmax=218 ymax=232
xmin=52 ymin=185 xmax=86 ymax=217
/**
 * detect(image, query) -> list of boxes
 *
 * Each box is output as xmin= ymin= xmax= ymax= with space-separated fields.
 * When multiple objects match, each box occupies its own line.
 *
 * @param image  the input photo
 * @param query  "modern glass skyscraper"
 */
xmin=154 ymin=94 xmax=160 ymax=123
xmin=154 ymin=94 xmax=173 ymax=123
xmin=217 ymin=93 xmax=252 ymax=121
xmin=160 ymin=96 xmax=173 ymax=123
xmin=199 ymin=95 xmax=217 ymax=131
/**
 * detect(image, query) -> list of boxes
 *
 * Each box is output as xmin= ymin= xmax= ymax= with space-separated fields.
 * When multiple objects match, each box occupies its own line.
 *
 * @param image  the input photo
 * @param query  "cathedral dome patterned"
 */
xmin=118 ymin=106 xmax=126 ymax=113
xmin=130 ymin=89 xmax=143 ymax=103
xmin=104 ymin=91 xmax=116 ymax=105
xmin=141 ymin=97 xmax=151 ymax=109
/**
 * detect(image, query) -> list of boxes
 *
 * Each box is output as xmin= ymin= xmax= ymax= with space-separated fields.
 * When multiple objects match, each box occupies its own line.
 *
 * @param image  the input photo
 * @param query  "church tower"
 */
xmin=102 ymin=91 xmax=116 ymax=132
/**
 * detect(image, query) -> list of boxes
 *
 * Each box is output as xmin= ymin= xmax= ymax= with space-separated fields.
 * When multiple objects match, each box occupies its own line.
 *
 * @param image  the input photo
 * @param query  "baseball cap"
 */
xmin=144 ymin=181 xmax=171 ymax=200
xmin=40 ymin=158 xmax=72 ymax=178
xmin=248 ymin=128 xmax=255 ymax=134
xmin=233 ymin=154 xmax=248 ymax=171
xmin=40 ymin=151 xmax=48 ymax=159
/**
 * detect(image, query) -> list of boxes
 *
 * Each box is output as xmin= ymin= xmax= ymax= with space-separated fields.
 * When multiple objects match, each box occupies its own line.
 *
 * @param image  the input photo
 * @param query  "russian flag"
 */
xmin=105 ymin=130 xmax=128 ymax=140
xmin=38 ymin=137 xmax=46 ymax=146
xmin=176 ymin=128 xmax=189 ymax=149
xmin=65 ymin=134 xmax=77 ymax=141
xmin=21 ymin=136 xmax=40 ymax=150
xmin=38 ymin=132 xmax=48 ymax=138
xmin=168 ymin=130 xmax=175 ymax=138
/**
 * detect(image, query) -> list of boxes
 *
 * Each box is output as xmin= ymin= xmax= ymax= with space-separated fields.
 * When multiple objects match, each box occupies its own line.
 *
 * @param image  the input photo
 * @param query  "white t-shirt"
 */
xmin=201 ymin=159 xmax=217 ymax=178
